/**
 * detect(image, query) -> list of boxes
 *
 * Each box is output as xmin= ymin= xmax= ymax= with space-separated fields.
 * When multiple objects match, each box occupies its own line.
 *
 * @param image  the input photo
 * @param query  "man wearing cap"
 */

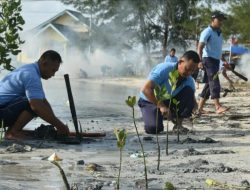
xmin=197 ymin=11 xmax=229 ymax=114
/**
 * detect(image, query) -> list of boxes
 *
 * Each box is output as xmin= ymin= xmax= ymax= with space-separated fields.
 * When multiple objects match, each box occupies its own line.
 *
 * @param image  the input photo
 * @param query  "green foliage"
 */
xmin=164 ymin=182 xmax=176 ymax=190
xmin=154 ymin=85 xmax=171 ymax=102
xmin=114 ymin=128 xmax=127 ymax=149
xmin=228 ymin=0 xmax=250 ymax=43
xmin=0 ymin=0 xmax=25 ymax=71
xmin=125 ymin=96 xmax=136 ymax=108
xmin=168 ymin=69 xmax=179 ymax=91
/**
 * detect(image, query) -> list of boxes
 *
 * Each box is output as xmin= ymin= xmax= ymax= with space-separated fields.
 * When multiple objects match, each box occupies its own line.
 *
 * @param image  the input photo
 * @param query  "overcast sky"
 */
xmin=21 ymin=0 xmax=75 ymax=30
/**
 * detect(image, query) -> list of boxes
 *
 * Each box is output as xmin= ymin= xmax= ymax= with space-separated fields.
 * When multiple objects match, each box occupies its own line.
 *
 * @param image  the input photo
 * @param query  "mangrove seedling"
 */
xmin=114 ymin=128 xmax=127 ymax=190
xmin=172 ymin=98 xmax=180 ymax=142
xmin=49 ymin=154 xmax=71 ymax=190
xmin=165 ymin=69 xmax=179 ymax=155
xmin=126 ymin=96 xmax=148 ymax=189
xmin=0 ymin=120 xmax=4 ymax=143
xmin=164 ymin=181 xmax=176 ymax=190
xmin=154 ymin=85 xmax=170 ymax=170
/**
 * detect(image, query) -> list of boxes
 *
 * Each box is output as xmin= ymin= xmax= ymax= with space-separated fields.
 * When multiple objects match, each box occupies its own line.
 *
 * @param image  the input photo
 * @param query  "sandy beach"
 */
xmin=1 ymin=77 xmax=250 ymax=190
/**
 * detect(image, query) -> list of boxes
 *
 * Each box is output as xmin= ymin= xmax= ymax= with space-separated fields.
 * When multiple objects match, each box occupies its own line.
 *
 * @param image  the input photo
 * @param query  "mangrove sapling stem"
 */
xmin=117 ymin=148 xmax=122 ymax=190
xmin=166 ymin=99 xmax=172 ymax=156
xmin=0 ymin=120 xmax=3 ymax=142
xmin=156 ymin=104 xmax=160 ymax=170
xmin=132 ymin=107 xmax=148 ymax=189
xmin=51 ymin=161 xmax=70 ymax=190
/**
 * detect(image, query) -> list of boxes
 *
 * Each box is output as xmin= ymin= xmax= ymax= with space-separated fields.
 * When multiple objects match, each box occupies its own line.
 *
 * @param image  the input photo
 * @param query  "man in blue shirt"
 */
xmin=138 ymin=50 xmax=200 ymax=134
xmin=197 ymin=11 xmax=229 ymax=114
xmin=0 ymin=50 xmax=69 ymax=140
xmin=164 ymin=48 xmax=178 ymax=63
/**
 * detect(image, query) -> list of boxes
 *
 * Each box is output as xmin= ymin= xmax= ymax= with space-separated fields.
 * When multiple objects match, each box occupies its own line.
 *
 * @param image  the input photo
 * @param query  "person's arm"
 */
xmin=197 ymin=42 xmax=205 ymax=62
xmin=141 ymin=80 xmax=169 ymax=114
xmin=29 ymin=99 xmax=70 ymax=135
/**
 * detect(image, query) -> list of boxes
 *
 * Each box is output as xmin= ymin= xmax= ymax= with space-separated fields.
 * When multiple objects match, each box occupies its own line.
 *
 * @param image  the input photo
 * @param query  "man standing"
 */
xmin=138 ymin=50 xmax=199 ymax=134
xmin=197 ymin=11 xmax=229 ymax=114
xmin=0 ymin=50 xmax=69 ymax=139
xmin=164 ymin=48 xmax=178 ymax=63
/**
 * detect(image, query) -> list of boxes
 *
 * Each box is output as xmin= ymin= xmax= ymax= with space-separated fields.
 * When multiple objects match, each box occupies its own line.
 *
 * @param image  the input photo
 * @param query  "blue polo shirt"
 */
xmin=0 ymin=62 xmax=45 ymax=106
xmin=140 ymin=62 xmax=195 ymax=101
xmin=164 ymin=55 xmax=178 ymax=63
xmin=199 ymin=26 xmax=223 ymax=60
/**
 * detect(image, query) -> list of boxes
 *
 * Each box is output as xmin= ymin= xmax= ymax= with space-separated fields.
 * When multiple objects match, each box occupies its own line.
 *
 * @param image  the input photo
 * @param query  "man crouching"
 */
xmin=0 ymin=50 xmax=69 ymax=140
xmin=138 ymin=50 xmax=200 ymax=134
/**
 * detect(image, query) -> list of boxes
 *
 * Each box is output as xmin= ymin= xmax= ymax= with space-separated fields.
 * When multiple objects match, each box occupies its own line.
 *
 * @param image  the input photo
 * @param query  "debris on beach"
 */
xmin=48 ymin=153 xmax=62 ymax=161
xmin=0 ymin=160 xmax=18 ymax=165
xmin=85 ymin=163 xmax=104 ymax=172
xmin=181 ymin=137 xmax=218 ymax=144
xmin=4 ymin=143 xmax=32 ymax=153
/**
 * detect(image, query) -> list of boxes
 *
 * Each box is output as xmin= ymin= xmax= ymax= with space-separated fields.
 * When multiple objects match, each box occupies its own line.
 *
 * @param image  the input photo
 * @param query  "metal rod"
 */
xmin=64 ymin=74 xmax=81 ymax=140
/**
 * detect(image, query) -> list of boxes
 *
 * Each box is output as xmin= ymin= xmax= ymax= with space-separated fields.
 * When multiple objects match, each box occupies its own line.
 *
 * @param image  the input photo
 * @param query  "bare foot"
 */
xmin=216 ymin=106 xmax=230 ymax=114
xmin=4 ymin=132 xmax=29 ymax=140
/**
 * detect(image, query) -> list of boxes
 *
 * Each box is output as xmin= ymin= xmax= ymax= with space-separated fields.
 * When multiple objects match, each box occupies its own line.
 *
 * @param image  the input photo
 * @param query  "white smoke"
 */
xmin=238 ymin=54 xmax=250 ymax=79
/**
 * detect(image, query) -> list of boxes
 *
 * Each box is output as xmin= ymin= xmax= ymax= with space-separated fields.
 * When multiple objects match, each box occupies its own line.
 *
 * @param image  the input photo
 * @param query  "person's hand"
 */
xmin=198 ymin=62 xmax=203 ymax=69
xmin=57 ymin=124 xmax=70 ymax=136
xmin=158 ymin=102 xmax=171 ymax=118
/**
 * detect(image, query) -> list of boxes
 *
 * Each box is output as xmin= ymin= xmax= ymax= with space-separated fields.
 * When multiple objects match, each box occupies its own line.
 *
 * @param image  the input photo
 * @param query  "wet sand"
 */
xmin=1 ymin=77 xmax=250 ymax=189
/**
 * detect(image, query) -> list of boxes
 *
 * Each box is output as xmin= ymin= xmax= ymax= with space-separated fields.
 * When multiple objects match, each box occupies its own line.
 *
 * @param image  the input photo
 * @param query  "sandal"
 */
xmin=216 ymin=106 xmax=230 ymax=114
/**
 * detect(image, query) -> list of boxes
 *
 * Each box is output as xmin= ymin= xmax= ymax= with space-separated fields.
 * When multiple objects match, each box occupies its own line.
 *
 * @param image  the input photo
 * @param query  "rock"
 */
xmin=5 ymin=143 xmax=32 ymax=153
xmin=143 ymin=136 xmax=153 ymax=141
xmin=85 ymin=163 xmax=103 ymax=172
xmin=182 ymin=148 xmax=203 ymax=156
xmin=103 ymin=181 xmax=112 ymax=186
xmin=76 ymin=160 xmax=85 ymax=165
xmin=85 ymin=182 xmax=103 ymax=190
xmin=0 ymin=160 xmax=18 ymax=165
xmin=241 ymin=180 xmax=250 ymax=187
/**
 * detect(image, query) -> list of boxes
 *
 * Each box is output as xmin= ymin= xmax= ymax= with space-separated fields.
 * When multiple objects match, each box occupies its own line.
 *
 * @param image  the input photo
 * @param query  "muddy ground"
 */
xmin=0 ymin=78 xmax=250 ymax=190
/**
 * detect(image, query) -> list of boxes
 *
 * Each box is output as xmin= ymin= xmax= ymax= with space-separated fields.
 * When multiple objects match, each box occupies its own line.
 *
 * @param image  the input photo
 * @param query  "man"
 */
xmin=197 ymin=11 xmax=229 ymax=114
xmin=164 ymin=48 xmax=178 ymax=63
xmin=138 ymin=50 xmax=200 ymax=134
xmin=0 ymin=50 xmax=70 ymax=139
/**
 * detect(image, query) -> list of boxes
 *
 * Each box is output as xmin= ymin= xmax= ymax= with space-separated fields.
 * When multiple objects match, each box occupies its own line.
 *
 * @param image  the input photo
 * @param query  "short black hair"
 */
xmin=182 ymin=50 xmax=200 ymax=64
xmin=39 ymin=50 xmax=62 ymax=64
xmin=170 ymin=48 xmax=176 ymax=52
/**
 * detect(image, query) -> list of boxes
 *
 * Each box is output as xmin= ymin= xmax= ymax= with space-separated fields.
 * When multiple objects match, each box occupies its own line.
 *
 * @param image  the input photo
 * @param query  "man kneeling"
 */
xmin=0 ymin=50 xmax=69 ymax=140
xmin=138 ymin=50 xmax=200 ymax=134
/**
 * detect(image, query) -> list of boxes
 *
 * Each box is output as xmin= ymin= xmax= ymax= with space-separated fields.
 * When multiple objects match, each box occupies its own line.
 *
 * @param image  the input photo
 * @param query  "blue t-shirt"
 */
xmin=199 ymin=26 xmax=223 ymax=60
xmin=0 ymin=62 xmax=45 ymax=106
xmin=140 ymin=62 xmax=195 ymax=101
xmin=164 ymin=55 xmax=178 ymax=63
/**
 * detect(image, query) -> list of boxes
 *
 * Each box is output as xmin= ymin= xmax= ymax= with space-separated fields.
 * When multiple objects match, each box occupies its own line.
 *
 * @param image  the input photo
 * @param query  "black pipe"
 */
xmin=64 ymin=74 xmax=81 ymax=140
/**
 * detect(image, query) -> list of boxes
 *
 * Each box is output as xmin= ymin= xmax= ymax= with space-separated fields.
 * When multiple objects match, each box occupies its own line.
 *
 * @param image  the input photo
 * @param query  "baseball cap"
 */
xmin=211 ymin=11 xmax=227 ymax=20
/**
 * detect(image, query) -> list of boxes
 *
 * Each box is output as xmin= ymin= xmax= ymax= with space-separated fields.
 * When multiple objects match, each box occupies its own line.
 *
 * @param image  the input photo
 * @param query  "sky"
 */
xmin=21 ymin=0 xmax=75 ymax=30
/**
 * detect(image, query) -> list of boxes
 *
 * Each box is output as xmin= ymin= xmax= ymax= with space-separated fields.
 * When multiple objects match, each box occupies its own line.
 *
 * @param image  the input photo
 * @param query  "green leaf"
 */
xmin=114 ymin=128 xmax=127 ymax=149
xmin=125 ymin=96 xmax=136 ymax=108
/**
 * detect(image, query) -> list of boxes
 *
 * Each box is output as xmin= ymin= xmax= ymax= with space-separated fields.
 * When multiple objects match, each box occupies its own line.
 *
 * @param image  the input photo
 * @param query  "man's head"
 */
xmin=178 ymin=50 xmax=200 ymax=78
xmin=170 ymin=48 xmax=176 ymax=57
xmin=211 ymin=11 xmax=227 ymax=29
xmin=38 ymin=50 xmax=62 ymax=80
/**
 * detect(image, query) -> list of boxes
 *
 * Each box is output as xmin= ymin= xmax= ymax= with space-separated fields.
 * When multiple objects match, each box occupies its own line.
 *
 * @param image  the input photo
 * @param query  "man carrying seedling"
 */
xmin=138 ymin=50 xmax=200 ymax=134
xmin=197 ymin=11 xmax=229 ymax=114
xmin=0 ymin=50 xmax=69 ymax=140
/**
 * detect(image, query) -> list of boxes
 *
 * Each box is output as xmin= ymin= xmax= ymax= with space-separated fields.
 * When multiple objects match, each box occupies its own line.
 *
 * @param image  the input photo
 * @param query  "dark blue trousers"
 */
xmin=138 ymin=86 xmax=195 ymax=134
xmin=0 ymin=98 xmax=35 ymax=128
xmin=200 ymin=57 xmax=221 ymax=99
